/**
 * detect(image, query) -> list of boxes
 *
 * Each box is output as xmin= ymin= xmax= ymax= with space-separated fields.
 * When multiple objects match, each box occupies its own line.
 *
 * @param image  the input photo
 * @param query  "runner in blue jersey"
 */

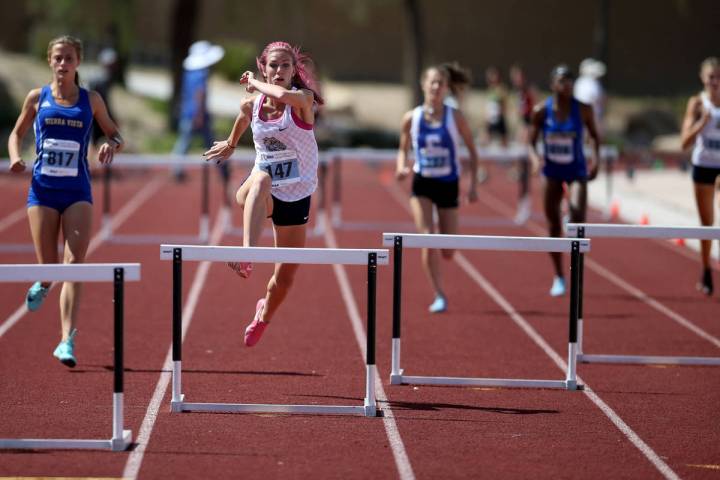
xmin=528 ymin=65 xmax=599 ymax=296
xmin=8 ymin=35 xmax=123 ymax=367
xmin=396 ymin=64 xmax=479 ymax=313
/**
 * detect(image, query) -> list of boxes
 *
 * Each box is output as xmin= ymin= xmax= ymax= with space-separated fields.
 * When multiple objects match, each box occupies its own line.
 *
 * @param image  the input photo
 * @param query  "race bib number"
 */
xmin=418 ymin=146 xmax=452 ymax=177
xmin=40 ymin=138 xmax=80 ymax=177
xmin=545 ymin=133 xmax=574 ymax=164
xmin=258 ymin=149 xmax=300 ymax=187
xmin=705 ymin=136 xmax=720 ymax=152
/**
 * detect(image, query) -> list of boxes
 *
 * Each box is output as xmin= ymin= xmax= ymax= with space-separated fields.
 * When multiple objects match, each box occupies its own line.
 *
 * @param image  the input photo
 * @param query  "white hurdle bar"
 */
xmin=567 ymin=223 xmax=720 ymax=366
xmin=160 ymin=244 xmax=389 ymax=417
xmin=383 ymin=233 xmax=591 ymax=390
xmin=0 ymin=263 xmax=139 ymax=451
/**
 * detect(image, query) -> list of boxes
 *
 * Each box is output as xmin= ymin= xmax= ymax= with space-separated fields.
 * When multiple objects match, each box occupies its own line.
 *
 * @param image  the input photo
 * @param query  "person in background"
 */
xmin=173 ymin=40 xmax=231 ymax=205
xmin=510 ymin=64 xmax=537 ymax=223
xmin=574 ymin=58 xmax=607 ymax=136
xmin=396 ymin=64 xmax=479 ymax=313
xmin=7 ymin=35 xmax=123 ymax=367
xmin=87 ymin=48 xmax=120 ymax=163
xmin=484 ymin=66 xmax=509 ymax=147
xmin=680 ymin=56 xmax=720 ymax=296
xmin=204 ymin=41 xmax=323 ymax=347
xmin=528 ymin=65 xmax=599 ymax=296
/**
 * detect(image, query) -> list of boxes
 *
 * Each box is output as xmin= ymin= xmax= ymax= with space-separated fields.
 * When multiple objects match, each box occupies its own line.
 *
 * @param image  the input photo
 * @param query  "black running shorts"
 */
xmin=411 ymin=173 xmax=459 ymax=209
xmin=271 ymin=195 xmax=311 ymax=226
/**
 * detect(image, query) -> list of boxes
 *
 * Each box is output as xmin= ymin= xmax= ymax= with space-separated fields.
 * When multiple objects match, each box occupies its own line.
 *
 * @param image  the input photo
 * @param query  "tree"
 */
xmin=403 ymin=0 xmax=424 ymax=106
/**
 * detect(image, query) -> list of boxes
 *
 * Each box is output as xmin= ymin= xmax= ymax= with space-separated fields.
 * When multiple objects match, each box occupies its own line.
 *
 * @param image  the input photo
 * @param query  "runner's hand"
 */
xmin=395 ymin=166 xmax=410 ymax=181
xmin=97 ymin=142 xmax=117 ymax=165
xmin=204 ymin=140 xmax=234 ymax=164
xmin=587 ymin=157 xmax=599 ymax=181
xmin=240 ymin=71 xmax=256 ymax=93
xmin=9 ymin=158 xmax=26 ymax=172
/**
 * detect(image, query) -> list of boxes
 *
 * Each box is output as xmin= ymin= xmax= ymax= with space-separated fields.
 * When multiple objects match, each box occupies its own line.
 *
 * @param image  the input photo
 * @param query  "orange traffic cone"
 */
xmin=639 ymin=213 xmax=650 ymax=225
xmin=609 ymin=200 xmax=620 ymax=221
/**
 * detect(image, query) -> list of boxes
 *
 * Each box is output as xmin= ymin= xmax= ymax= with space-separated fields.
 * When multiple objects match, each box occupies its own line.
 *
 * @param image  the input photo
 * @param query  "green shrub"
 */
xmin=215 ymin=40 xmax=257 ymax=82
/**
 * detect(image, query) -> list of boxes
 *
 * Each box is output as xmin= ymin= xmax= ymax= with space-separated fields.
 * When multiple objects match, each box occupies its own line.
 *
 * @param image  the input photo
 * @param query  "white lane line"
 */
xmin=323 ymin=219 xmax=416 ymax=480
xmin=381 ymin=179 xmax=679 ymax=480
xmin=453 ymin=253 xmax=680 ymax=480
xmin=585 ymin=258 xmax=720 ymax=348
xmin=0 ymin=207 xmax=26 ymax=233
xmin=0 ymin=177 xmax=164 ymax=339
xmin=482 ymin=189 xmax=720 ymax=349
xmin=122 ymin=208 xmax=228 ymax=480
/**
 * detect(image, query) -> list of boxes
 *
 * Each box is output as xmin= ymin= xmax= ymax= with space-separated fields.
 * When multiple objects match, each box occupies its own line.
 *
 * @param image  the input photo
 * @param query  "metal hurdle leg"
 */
xmin=390 ymin=236 xmax=403 ymax=384
xmin=577 ymin=227 xmax=585 ymax=357
xmin=101 ymin=163 xmax=112 ymax=239
xmin=331 ymin=154 xmax=342 ymax=227
xmin=313 ymin=158 xmax=328 ymax=236
xmin=199 ymin=163 xmax=210 ymax=242
xmin=565 ymin=242 xmax=581 ymax=390
xmin=112 ymin=267 xmax=132 ymax=450
xmin=171 ymin=248 xmax=185 ymax=411
xmin=364 ymin=252 xmax=378 ymax=417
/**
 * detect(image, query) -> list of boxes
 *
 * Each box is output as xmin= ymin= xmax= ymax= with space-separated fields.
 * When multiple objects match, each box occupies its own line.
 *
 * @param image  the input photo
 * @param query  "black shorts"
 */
xmin=411 ymin=173 xmax=459 ymax=209
xmin=692 ymin=164 xmax=720 ymax=185
xmin=271 ymin=195 xmax=311 ymax=226
xmin=487 ymin=118 xmax=507 ymax=137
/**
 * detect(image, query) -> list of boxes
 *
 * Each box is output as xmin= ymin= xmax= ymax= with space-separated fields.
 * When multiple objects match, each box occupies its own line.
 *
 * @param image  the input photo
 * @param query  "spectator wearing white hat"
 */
xmin=173 ymin=40 xmax=231 ymax=204
xmin=574 ymin=58 xmax=607 ymax=135
xmin=88 ymin=48 xmax=120 ymax=151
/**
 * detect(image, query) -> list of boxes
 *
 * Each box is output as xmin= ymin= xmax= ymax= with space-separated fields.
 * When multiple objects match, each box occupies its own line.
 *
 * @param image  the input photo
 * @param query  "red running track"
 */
xmin=0 ymin=161 xmax=718 ymax=479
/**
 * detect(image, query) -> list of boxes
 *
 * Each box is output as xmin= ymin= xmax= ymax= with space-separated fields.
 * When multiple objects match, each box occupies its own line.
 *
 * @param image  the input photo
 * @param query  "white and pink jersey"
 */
xmin=251 ymin=92 xmax=318 ymax=202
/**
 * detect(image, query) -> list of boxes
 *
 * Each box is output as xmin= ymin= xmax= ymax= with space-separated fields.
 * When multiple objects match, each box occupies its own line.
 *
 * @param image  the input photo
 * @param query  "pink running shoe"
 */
xmin=227 ymin=261 xmax=253 ymax=278
xmin=244 ymin=298 xmax=267 ymax=347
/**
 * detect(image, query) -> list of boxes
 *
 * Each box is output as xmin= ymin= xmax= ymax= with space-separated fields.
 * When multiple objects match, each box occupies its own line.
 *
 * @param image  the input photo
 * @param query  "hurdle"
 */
xmin=159 ymin=244 xmax=389 ymax=417
xmin=326 ymin=147 xmax=528 ymax=228
xmin=101 ymin=154 xmax=224 ymax=245
xmin=0 ymin=263 xmax=140 ymax=451
xmin=325 ymin=145 xmax=619 ymax=229
xmin=383 ymin=233 xmax=591 ymax=390
xmin=567 ymin=223 xmax=720 ymax=366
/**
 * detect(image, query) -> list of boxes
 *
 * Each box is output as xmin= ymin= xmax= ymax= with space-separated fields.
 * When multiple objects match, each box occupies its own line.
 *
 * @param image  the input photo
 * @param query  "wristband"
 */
xmin=110 ymin=134 xmax=124 ymax=146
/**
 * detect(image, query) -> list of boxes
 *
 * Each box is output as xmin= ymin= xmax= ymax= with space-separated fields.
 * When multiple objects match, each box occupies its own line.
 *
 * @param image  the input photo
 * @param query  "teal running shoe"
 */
xmin=26 ymin=281 xmax=49 ymax=312
xmin=550 ymin=276 xmax=566 ymax=297
xmin=53 ymin=328 xmax=78 ymax=368
xmin=428 ymin=294 xmax=447 ymax=314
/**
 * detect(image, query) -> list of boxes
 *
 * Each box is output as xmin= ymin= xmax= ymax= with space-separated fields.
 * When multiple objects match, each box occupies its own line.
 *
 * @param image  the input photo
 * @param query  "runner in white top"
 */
xmin=204 ymin=41 xmax=322 ymax=346
xmin=681 ymin=56 xmax=720 ymax=296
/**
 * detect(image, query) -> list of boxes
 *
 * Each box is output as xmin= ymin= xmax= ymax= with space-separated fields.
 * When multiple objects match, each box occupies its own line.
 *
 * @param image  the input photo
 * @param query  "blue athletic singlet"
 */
xmin=542 ymin=96 xmax=587 ymax=181
xmin=32 ymin=85 xmax=93 ymax=193
xmin=410 ymin=105 xmax=461 ymax=182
